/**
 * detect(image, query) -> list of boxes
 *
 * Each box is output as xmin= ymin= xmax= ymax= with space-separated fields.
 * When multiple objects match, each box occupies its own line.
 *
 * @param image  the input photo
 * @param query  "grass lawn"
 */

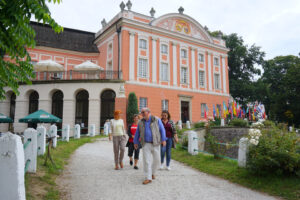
xmin=172 ymin=147 xmax=300 ymax=200
xmin=25 ymin=135 xmax=105 ymax=200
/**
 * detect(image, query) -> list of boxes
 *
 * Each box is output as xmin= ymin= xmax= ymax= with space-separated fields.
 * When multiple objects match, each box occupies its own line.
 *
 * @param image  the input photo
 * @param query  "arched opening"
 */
xmin=75 ymin=90 xmax=89 ymax=134
xmin=100 ymin=90 xmax=116 ymax=127
xmin=8 ymin=93 xmax=16 ymax=132
xmin=28 ymin=91 xmax=39 ymax=128
xmin=52 ymin=90 xmax=63 ymax=135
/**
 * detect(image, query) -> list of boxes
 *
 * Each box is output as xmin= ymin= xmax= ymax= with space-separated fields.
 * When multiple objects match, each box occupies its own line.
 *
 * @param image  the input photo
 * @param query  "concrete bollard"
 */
xmin=188 ymin=130 xmax=198 ymax=155
xmin=37 ymin=125 xmax=46 ymax=155
xmin=0 ymin=132 xmax=26 ymax=200
xmin=89 ymin=124 xmax=95 ymax=137
xmin=62 ymin=124 xmax=70 ymax=142
xmin=49 ymin=124 xmax=57 ymax=148
xmin=186 ymin=121 xmax=191 ymax=129
xmin=221 ymin=118 xmax=225 ymax=126
xmin=24 ymin=128 xmax=37 ymax=173
xmin=238 ymin=137 xmax=249 ymax=167
xmin=289 ymin=126 xmax=293 ymax=132
xmin=177 ymin=120 xmax=182 ymax=130
xmin=74 ymin=124 xmax=81 ymax=139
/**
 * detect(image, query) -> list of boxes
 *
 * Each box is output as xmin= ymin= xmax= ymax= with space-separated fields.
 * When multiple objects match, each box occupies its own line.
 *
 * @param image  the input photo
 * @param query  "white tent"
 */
xmin=73 ymin=61 xmax=103 ymax=71
xmin=34 ymin=60 xmax=64 ymax=72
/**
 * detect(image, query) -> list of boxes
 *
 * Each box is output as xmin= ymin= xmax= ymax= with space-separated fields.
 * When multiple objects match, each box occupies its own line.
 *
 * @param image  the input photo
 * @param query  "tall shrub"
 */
xmin=127 ymin=92 xmax=139 ymax=124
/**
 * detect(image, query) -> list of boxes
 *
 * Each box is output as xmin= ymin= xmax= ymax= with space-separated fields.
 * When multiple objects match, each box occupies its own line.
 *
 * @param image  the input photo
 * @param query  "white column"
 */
xmin=88 ymin=99 xmax=100 ymax=135
xmin=0 ymin=99 xmax=10 ymax=132
xmin=152 ymin=38 xmax=157 ymax=83
xmin=207 ymin=52 xmax=212 ymax=91
xmin=191 ymin=49 xmax=196 ymax=89
xmin=24 ymin=128 xmax=37 ymax=173
xmin=37 ymin=125 xmax=46 ymax=155
xmin=0 ymin=132 xmax=25 ymax=200
xmin=129 ymin=32 xmax=135 ymax=81
xmin=62 ymin=99 xmax=75 ymax=136
xmin=222 ymin=57 xmax=227 ymax=93
xmin=172 ymin=42 xmax=177 ymax=86
xmin=14 ymin=99 xmax=28 ymax=133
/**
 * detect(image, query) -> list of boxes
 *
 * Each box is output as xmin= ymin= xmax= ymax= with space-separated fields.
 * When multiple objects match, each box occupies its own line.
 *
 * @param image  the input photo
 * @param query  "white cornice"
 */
xmin=31 ymin=46 xmax=99 ymax=57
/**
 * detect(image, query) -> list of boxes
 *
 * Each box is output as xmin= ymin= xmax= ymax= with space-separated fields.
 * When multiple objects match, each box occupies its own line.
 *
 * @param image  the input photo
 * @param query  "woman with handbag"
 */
xmin=109 ymin=110 xmax=127 ymax=170
xmin=126 ymin=114 xmax=140 ymax=169
xmin=160 ymin=110 xmax=178 ymax=170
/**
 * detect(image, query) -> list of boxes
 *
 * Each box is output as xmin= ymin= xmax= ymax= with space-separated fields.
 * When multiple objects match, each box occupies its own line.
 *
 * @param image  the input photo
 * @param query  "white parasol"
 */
xmin=73 ymin=61 xmax=103 ymax=71
xmin=34 ymin=60 xmax=64 ymax=72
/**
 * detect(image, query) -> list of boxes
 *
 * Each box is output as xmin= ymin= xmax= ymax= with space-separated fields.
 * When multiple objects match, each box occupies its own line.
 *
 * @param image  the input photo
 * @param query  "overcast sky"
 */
xmin=46 ymin=0 xmax=300 ymax=60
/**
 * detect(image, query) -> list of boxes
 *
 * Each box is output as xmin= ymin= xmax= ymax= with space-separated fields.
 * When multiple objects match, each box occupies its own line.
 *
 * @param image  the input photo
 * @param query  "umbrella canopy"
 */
xmin=19 ymin=109 xmax=62 ymax=123
xmin=34 ymin=60 xmax=64 ymax=72
xmin=73 ymin=61 xmax=103 ymax=71
xmin=0 ymin=113 xmax=13 ymax=123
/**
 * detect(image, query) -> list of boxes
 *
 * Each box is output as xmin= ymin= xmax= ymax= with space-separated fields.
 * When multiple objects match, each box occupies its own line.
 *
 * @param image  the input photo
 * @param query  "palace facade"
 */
xmin=0 ymin=3 xmax=230 ymax=135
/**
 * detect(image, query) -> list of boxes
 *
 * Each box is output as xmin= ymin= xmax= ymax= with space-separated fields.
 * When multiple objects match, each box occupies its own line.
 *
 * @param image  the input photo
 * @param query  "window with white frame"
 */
xmin=201 ymin=103 xmax=207 ymax=117
xmin=160 ymin=63 xmax=168 ymax=81
xmin=138 ymin=58 xmax=148 ymax=78
xmin=214 ymin=57 xmax=219 ymax=66
xmin=181 ymin=49 xmax=187 ymax=58
xmin=214 ymin=73 xmax=220 ymax=89
xmin=162 ymin=100 xmax=169 ymax=111
xmin=139 ymin=39 xmax=147 ymax=49
xmin=199 ymin=70 xmax=205 ymax=87
xmin=161 ymin=44 xmax=168 ymax=54
xmin=139 ymin=97 xmax=148 ymax=111
xmin=198 ymin=53 xmax=204 ymax=62
xmin=180 ymin=66 xmax=188 ymax=84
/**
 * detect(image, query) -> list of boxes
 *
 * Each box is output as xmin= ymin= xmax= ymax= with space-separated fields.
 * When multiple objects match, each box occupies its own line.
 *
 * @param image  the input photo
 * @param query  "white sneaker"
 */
xmin=160 ymin=164 xmax=164 ymax=170
xmin=166 ymin=166 xmax=171 ymax=171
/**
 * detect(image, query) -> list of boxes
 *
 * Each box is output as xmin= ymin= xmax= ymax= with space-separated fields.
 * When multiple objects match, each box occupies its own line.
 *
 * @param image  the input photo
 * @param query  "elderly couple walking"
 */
xmin=109 ymin=107 xmax=178 ymax=185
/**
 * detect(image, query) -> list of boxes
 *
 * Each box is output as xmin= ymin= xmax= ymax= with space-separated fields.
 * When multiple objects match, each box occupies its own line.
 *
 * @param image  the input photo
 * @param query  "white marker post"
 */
xmin=188 ymin=130 xmax=198 ymax=155
xmin=238 ymin=137 xmax=249 ymax=167
xmin=37 ymin=125 xmax=46 ymax=155
xmin=49 ymin=124 xmax=57 ymax=148
xmin=74 ymin=124 xmax=81 ymax=139
xmin=89 ymin=124 xmax=95 ymax=137
xmin=24 ymin=128 xmax=38 ymax=173
xmin=62 ymin=124 xmax=70 ymax=142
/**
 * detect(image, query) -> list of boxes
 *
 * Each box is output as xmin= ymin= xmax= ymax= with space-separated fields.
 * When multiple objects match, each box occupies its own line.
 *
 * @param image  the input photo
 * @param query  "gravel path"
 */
xmin=58 ymin=138 xmax=278 ymax=200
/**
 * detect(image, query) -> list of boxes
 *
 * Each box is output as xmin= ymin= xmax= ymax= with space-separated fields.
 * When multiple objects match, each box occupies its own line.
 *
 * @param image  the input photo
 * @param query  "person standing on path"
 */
xmin=126 ymin=114 xmax=140 ymax=169
xmin=109 ymin=110 xmax=127 ymax=170
xmin=160 ymin=110 xmax=178 ymax=170
xmin=134 ymin=107 xmax=166 ymax=185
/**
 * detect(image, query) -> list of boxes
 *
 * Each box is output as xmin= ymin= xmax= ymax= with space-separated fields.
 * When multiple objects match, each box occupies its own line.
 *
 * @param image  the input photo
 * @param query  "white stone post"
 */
xmin=221 ymin=118 xmax=225 ymax=126
xmin=62 ymin=124 xmax=70 ymax=142
xmin=49 ymin=124 xmax=57 ymax=148
xmin=37 ymin=126 xmax=46 ymax=155
xmin=177 ymin=120 xmax=182 ymax=130
xmin=289 ymin=126 xmax=293 ymax=132
xmin=24 ymin=128 xmax=37 ymax=173
xmin=238 ymin=137 xmax=249 ymax=167
xmin=186 ymin=121 xmax=191 ymax=129
xmin=188 ymin=130 xmax=198 ymax=155
xmin=89 ymin=124 xmax=95 ymax=137
xmin=0 ymin=132 xmax=26 ymax=200
xmin=74 ymin=124 xmax=81 ymax=139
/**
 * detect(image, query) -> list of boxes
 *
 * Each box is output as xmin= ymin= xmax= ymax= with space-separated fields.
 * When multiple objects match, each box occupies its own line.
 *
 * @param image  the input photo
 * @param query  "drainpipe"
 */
xmin=116 ymin=24 xmax=122 ymax=79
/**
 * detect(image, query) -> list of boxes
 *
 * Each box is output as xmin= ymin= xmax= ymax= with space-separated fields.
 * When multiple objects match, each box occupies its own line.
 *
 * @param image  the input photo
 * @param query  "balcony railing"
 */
xmin=32 ymin=70 xmax=122 ymax=81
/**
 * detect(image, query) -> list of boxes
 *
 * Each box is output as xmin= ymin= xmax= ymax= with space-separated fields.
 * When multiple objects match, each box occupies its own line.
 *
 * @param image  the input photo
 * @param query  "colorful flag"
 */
xmin=213 ymin=105 xmax=216 ymax=118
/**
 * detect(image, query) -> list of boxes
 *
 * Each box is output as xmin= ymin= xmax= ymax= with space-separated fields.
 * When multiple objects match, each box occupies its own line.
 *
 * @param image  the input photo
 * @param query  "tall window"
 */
xmin=214 ymin=57 xmax=219 ymax=66
xmin=198 ymin=53 xmax=204 ymax=62
xmin=214 ymin=73 xmax=220 ymax=89
xmin=161 ymin=44 xmax=168 ymax=54
xmin=139 ymin=97 xmax=148 ymax=111
xmin=139 ymin=39 xmax=147 ymax=49
xmin=138 ymin=58 xmax=148 ymax=78
xmin=201 ymin=103 xmax=207 ymax=117
xmin=162 ymin=100 xmax=169 ymax=111
xmin=199 ymin=70 xmax=205 ymax=87
xmin=181 ymin=49 xmax=187 ymax=58
xmin=181 ymin=67 xmax=188 ymax=84
xmin=160 ymin=63 xmax=168 ymax=81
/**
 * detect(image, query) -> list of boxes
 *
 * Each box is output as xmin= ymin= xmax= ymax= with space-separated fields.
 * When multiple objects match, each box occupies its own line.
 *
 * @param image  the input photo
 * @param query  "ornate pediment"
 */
xmin=151 ymin=14 xmax=213 ymax=43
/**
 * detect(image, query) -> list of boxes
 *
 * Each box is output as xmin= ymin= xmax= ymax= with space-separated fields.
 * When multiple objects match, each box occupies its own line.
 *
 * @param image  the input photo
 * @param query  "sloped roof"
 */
xmin=30 ymin=21 xmax=99 ymax=53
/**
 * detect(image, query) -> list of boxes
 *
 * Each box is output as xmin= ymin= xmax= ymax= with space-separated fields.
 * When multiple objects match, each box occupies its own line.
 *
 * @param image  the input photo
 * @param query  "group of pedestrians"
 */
xmin=108 ymin=107 xmax=178 ymax=184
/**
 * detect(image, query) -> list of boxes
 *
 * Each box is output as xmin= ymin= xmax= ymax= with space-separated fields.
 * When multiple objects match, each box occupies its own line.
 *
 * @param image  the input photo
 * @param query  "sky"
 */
xmin=46 ymin=0 xmax=300 ymax=60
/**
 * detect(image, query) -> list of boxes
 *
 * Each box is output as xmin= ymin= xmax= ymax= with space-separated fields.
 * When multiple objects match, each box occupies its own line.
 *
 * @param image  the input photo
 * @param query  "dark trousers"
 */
xmin=128 ymin=142 xmax=140 ymax=160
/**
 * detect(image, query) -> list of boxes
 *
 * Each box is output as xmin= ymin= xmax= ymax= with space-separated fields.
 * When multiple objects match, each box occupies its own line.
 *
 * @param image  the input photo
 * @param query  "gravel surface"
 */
xmin=57 ymin=138 xmax=278 ymax=200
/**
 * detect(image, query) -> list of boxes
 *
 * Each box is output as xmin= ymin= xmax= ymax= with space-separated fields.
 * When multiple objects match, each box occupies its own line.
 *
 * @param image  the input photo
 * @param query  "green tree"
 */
xmin=0 ymin=0 xmax=63 ymax=99
xmin=127 ymin=92 xmax=139 ymax=124
xmin=210 ymin=31 xmax=265 ymax=105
